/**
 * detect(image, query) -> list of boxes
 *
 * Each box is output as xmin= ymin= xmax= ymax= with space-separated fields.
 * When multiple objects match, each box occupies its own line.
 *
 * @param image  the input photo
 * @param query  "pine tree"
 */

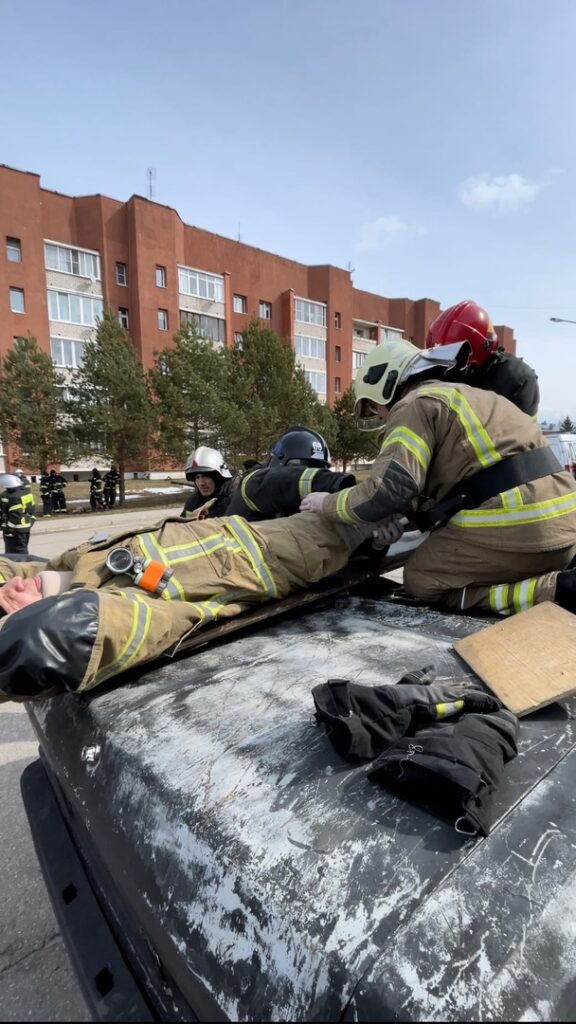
xmin=66 ymin=310 xmax=153 ymax=505
xmin=0 ymin=334 xmax=66 ymax=472
xmin=331 ymin=386 xmax=380 ymax=470
xmin=558 ymin=415 xmax=576 ymax=432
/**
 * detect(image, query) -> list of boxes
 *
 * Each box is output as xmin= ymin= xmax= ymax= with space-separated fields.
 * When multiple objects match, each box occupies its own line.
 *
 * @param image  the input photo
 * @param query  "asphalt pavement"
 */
xmin=0 ymin=503 xmax=180 ymax=1023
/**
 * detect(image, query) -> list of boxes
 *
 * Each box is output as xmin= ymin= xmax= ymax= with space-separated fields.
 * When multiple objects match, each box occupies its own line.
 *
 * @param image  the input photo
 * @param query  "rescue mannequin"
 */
xmin=300 ymin=337 xmax=576 ymax=616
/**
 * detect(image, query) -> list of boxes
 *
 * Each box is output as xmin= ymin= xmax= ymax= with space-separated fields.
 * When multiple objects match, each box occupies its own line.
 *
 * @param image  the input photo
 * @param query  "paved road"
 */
xmin=0 ymin=504 xmax=180 ymax=1023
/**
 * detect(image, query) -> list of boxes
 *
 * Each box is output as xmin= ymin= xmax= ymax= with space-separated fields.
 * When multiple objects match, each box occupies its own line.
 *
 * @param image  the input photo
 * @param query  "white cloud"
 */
xmin=459 ymin=173 xmax=542 ymax=212
xmin=354 ymin=215 xmax=426 ymax=253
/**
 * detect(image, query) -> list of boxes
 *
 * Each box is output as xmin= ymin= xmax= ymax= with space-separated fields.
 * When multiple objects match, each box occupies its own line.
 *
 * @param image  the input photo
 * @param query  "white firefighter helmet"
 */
xmin=185 ymin=446 xmax=232 ymax=482
xmin=354 ymin=337 xmax=460 ymax=430
xmin=0 ymin=473 xmax=24 ymax=489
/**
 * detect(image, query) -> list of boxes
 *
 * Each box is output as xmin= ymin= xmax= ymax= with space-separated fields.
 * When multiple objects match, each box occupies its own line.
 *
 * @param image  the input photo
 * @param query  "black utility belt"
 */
xmin=414 ymin=447 xmax=562 ymax=532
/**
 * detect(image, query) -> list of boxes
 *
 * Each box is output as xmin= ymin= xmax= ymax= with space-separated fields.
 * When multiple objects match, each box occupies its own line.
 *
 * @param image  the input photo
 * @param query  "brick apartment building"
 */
xmin=0 ymin=164 xmax=516 ymax=474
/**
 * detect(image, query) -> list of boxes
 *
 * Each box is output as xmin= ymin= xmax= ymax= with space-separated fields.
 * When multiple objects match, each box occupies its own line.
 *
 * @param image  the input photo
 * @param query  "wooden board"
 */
xmin=453 ymin=601 xmax=576 ymax=716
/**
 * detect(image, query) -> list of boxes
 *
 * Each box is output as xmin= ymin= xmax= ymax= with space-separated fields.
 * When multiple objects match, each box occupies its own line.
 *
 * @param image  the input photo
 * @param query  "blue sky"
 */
xmin=2 ymin=0 xmax=576 ymax=420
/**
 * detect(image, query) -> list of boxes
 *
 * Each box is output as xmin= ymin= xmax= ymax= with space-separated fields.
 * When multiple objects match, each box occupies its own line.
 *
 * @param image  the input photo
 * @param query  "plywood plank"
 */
xmin=453 ymin=601 xmax=576 ymax=716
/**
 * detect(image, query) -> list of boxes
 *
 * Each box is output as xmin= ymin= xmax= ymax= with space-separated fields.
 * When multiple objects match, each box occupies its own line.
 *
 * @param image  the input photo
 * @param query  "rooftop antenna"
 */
xmin=147 ymin=167 xmax=156 ymax=200
xmin=237 ymin=221 xmax=241 ymax=242
xmin=347 ymin=260 xmax=355 ymax=277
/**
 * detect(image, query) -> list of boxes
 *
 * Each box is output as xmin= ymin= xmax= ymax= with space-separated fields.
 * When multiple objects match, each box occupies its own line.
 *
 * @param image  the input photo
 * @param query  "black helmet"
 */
xmin=269 ymin=426 xmax=330 ymax=468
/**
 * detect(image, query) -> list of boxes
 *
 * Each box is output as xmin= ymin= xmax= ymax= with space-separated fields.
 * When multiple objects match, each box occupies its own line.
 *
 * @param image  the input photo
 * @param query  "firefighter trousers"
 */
xmin=403 ymin=526 xmax=576 ymax=615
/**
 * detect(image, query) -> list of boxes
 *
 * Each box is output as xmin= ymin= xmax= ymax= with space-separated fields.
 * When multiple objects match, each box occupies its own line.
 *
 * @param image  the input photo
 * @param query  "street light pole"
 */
xmin=550 ymin=317 xmax=576 ymax=324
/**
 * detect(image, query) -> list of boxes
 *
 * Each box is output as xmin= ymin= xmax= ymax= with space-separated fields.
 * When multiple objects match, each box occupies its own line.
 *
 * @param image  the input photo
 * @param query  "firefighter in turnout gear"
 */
xmin=0 ymin=509 xmax=376 ymax=701
xmin=300 ymin=337 xmax=576 ymax=617
xmin=89 ymin=469 xmax=105 ymax=512
xmin=426 ymin=300 xmax=540 ymax=417
xmin=39 ymin=471 xmax=52 ymax=517
xmin=227 ymin=426 xmax=356 ymax=522
xmin=181 ymin=447 xmax=234 ymax=519
xmin=49 ymin=470 xmax=67 ymax=513
xmin=0 ymin=473 xmax=36 ymax=555
xmin=103 ymin=466 xmax=119 ymax=509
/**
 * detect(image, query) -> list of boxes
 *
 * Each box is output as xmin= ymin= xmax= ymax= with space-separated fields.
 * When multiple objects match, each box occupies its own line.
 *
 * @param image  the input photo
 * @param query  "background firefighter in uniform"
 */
xmin=39 ymin=470 xmax=52 ymax=517
xmin=426 ymin=299 xmax=540 ymax=417
xmin=300 ymin=337 xmax=576 ymax=617
xmin=0 ymin=472 xmax=36 ymax=555
xmin=0 ymin=509 xmax=376 ymax=702
xmin=181 ymin=446 xmax=235 ymax=519
xmin=227 ymin=426 xmax=356 ymax=521
xmin=103 ymin=466 xmax=119 ymax=509
xmin=89 ymin=468 xmax=105 ymax=512
xmin=49 ymin=469 xmax=67 ymax=513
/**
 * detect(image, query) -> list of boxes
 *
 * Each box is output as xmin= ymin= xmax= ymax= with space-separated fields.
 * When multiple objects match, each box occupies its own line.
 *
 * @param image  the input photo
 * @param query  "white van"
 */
xmin=543 ymin=431 xmax=576 ymax=475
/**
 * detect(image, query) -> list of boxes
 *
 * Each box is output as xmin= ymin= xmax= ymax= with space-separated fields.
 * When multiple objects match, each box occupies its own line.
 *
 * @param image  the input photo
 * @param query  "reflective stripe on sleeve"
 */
xmin=94 ymin=592 xmax=151 ymax=685
xmin=298 ymin=468 xmax=319 ymax=499
xmin=416 ymin=384 xmax=501 ymax=467
xmin=380 ymin=426 xmax=432 ymax=471
xmin=240 ymin=472 xmax=262 ymax=513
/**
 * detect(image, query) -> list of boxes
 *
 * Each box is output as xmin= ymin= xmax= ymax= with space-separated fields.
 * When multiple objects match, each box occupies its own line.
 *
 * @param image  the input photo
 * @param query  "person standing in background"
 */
xmin=89 ymin=469 xmax=105 ymax=512
xmin=103 ymin=465 xmax=119 ymax=509
xmin=49 ymin=469 xmax=67 ymax=513
xmin=0 ymin=472 xmax=36 ymax=554
xmin=39 ymin=469 xmax=53 ymax=517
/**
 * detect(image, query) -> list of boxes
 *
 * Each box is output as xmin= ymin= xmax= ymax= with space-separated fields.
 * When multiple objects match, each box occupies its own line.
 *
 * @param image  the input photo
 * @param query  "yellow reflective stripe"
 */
xmin=226 ymin=516 xmax=278 ymax=598
xmin=435 ymin=699 xmax=465 ymax=719
xmin=501 ymin=487 xmax=523 ymax=510
xmin=513 ymin=577 xmax=537 ymax=614
xmin=489 ymin=584 xmax=512 ymax=615
xmin=138 ymin=533 xmax=185 ymax=601
xmin=380 ymin=426 xmax=431 ymax=471
xmin=298 ymin=468 xmax=319 ymax=499
xmin=184 ymin=587 xmax=260 ymax=631
xmin=0 ymin=572 xmax=5 ymax=582
xmin=95 ymin=593 xmax=151 ymax=684
xmin=452 ymin=490 xmax=576 ymax=528
xmin=417 ymin=384 xmax=501 ymax=467
xmin=335 ymin=487 xmax=357 ymax=523
xmin=240 ymin=472 xmax=261 ymax=513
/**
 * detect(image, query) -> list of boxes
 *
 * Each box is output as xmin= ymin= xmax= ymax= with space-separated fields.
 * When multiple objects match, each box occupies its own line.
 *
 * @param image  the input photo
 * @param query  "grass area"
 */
xmin=29 ymin=478 xmax=190 ymax=516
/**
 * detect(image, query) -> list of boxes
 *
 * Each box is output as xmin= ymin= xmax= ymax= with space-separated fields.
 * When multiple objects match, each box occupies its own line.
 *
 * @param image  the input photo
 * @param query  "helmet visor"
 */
xmin=354 ymin=397 xmax=385 ymax=432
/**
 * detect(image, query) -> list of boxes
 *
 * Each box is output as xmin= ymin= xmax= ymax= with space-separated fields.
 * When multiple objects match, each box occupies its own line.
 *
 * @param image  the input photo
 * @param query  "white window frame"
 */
xmin=179 ymin=309 xmax=225 ymax=343
xmin=158 ymin=308 xmax=169 ymax=331
xmin=353 ymin=350 xmax=366 ymax=369
xmin=178 ymin=265 xmax=224 ymax=302
xmin=50 ymin=336 xmax=87 ymax=369
xmin=156 ymin=265 xmax=167 ymax=288
xmin=6 ymin=237 xmax=21 ymax=262
xmin=44 ymin=241 xmax=101 ymax=280
xmin=47 ymin=288 xmax=103 ymax=327
xmin=233 ymin=293 xmax=247 ymax=314
xmin=9 ymin=287 xmax=25 ymax=313
xmin=118 ymin=307 xmax=129 ymax=329
xmin=116 ymin=262 xmax=127 ymax=286
xmin=380 ymin=325 xmax=404 ymax=343
xmin=259 ymin=300 xmax=272 ymax=319
xmin=295 ymin=334 xmax=326 ymax=360
xmin=294 ymin=297 xmax=326 ymax=327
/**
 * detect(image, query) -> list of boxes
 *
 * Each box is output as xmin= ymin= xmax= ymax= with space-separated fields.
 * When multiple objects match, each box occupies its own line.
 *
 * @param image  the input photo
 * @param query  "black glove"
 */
xmin=0 ymin=590 xmax=99 ymax=699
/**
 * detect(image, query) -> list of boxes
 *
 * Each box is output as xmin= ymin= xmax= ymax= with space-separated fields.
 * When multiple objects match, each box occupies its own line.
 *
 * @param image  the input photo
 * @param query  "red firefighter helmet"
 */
xmin=426 ymin=300 xmax=499 ymax=368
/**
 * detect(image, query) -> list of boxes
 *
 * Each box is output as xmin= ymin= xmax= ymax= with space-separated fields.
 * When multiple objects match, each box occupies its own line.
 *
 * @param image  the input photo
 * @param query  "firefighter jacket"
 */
xmin=0 ymin=511 xmax=371 ymax=702
xmin=90 ymin=474 xmax=104 ymax=497
xmin=227 ymin=466 xmax=356 ymax=522
xmin=322 ymin=381 xmax=576 ymax=553
xmin=181 ymin=477 xmax=234 ymax=519
xmin=39 ymin=474 xmax=51 ymax=497
xmin=312 ymin=668 xmax=519 ymax=836
xmin=50 ymin=473 xmax=67 ymax=492
xmin=445 ymin=350 xmax=540 ymax=418
xmin=0 ymin=485 xmax=36 ymax=534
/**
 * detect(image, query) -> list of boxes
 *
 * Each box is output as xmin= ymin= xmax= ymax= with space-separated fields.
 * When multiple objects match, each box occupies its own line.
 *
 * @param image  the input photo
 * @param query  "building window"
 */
xmin=259 ymin=300 xmax=272 ymax=319
xmin=179 ymin=310 xmax=225 ymax=342
xmin=380 ymin=326 xmax=404 ymax=343
xmin=234 ymin=332 xmax=244 ymax=347
xmin=334 ymin=311 xmax=341 ymax=329
xmin=158 ymin=309 xmax=169 ymax=331
xmin=6 ymin=237 xmax=21 ymax=262
xmin=47 ymin=289 xmax=103 ymax=326
xmin=233 ymin=294 xmax=247 ymax=314
xmin=178 ymin=266 xmax=224 ymax=302
xmin=50 ymin=337 xmax=86 ymax=368
xmin=116 ymin=262 xmax=127 ymax=286
xmin=44 ymin=242 xmax=101 ymax=280
xmin=335 ymin=345 xmax=341 ymax=362
xmin=156 ymin=265 xmax=167 ymax=288
xmin=295 ymin=334 xmax=326 ymax=360
xmin=294 ymin=297 xmax=326 ymax=327
xmin=9 ymin=287 xmax=25 ymax=313
xmin=353 ymin=350 xmax=366 ymax=369
xmin=302 ymin=369 xmax=327 ymax=396
xmin=118 ymin=308 xmax=129 ymax=329
xmin=335 ymin=377 xmax=341 ymax=393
